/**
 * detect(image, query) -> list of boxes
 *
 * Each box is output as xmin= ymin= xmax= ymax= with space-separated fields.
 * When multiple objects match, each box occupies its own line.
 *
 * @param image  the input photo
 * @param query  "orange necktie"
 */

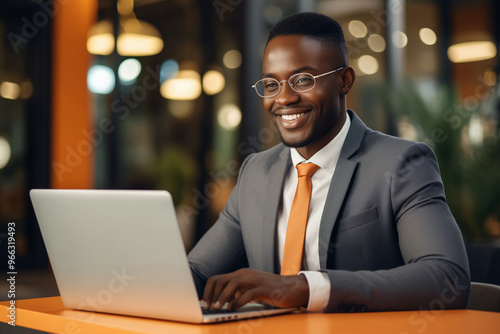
xmin=281 ymin=163 xmax=320 ymax=276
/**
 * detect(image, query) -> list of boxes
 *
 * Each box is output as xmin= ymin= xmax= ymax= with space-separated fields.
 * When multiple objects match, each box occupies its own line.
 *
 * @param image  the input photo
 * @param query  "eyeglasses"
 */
xmin=252 ymin=67 xmax=344 ymax=98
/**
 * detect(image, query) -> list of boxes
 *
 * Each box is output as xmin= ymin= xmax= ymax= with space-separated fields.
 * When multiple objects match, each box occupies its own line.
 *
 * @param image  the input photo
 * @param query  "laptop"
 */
xmin=29 ymin=189 xmax=299 ymax=323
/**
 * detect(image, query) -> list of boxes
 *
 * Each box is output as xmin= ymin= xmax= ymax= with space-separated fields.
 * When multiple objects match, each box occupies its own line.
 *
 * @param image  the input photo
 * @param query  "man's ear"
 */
xmin=339 ymin=66 xmax=356 ymax=95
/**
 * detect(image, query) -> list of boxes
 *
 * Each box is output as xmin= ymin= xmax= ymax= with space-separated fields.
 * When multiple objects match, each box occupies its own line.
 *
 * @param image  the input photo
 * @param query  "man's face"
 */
xmin=262 ymin=35 xmax=350 ymax=158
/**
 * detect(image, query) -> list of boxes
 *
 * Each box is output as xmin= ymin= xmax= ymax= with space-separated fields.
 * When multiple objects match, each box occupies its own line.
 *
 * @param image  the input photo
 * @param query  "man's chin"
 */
xmin=279 ymin=133 xmax=313 ymax=148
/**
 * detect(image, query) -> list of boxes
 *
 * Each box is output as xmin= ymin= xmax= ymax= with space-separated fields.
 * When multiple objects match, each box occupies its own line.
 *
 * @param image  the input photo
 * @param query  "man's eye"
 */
xmin=295 ymin=77 xmax=313 ymax=85
xmin=265 ymin=82 xmax=278 ymax=90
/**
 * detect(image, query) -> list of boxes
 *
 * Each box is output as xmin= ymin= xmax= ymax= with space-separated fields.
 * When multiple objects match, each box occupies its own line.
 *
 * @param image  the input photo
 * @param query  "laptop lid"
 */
xmin=30 ymin=189 xmax=298 ymax=324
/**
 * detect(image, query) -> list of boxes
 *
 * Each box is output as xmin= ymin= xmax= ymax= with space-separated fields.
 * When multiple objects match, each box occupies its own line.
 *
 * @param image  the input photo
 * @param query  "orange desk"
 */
xmin=1 ymin=297 xmax=499 ymax=334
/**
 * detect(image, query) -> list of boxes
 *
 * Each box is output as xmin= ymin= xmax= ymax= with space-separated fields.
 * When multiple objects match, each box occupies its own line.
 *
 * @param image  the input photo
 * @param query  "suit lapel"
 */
xmin=261 ymin=147 xmax=291 ymax=274
xmin=318 ymin=110 xmax=367 ymax=269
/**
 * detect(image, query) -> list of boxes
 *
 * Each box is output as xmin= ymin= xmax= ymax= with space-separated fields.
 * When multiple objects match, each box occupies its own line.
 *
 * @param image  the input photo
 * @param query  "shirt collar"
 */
xmin=290 ymin=112 xmax=351 ymax=174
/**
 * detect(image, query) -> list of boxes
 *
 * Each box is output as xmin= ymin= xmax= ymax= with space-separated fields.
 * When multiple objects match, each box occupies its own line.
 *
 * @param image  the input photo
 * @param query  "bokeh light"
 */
xmin=0 ymin=137 xmax=11 ymax=169
xmin=367 ymin=34 xmax=386 ymax=53
xmin=484 ymin=69 xmax=497 ymax=86
xmin=223 ymin=50 xmax=242 ymax=69
xmin=87 ymin=65 xmax=115 ymax=94
xmin=160 ymin=70 xmax=201 ymax=100
xmin=419 ymin=28 xmax=437 ymax=46
xmin=118 ymin=58 xmax=142 ymax=84
xmin=20 ymin=81 xmax=33 ymax=99
xmin=348 ymin=20 xmax=368 ymax=38
xmin=168 ymin=100 xmax=195 ymax=119
xmin=217 ymin=104 xmax=242 ymax=130
xmin=448 ymin=41 xmax=497 ymax=63
xmin=203 ymin=70 xmax=225 ymax=95
xmin=0 ymin=82 xmax=21 ymax=100
xmin=160 ymin=59 xmax=180 ymax=83
xmin=392 ymin=31 xmax=408 ymax=48
xmin=357 ymin=55 xmax=379 ymax=75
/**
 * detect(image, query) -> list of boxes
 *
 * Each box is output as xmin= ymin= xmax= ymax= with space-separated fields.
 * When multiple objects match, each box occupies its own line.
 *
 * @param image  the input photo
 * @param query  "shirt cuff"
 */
xmin=299 ymin=271 xmax=330 ymax=312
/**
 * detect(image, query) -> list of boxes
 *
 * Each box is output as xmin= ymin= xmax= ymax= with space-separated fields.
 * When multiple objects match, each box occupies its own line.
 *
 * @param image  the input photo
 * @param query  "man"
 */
xmin=188 ymin=12 xmax=470 ymax=313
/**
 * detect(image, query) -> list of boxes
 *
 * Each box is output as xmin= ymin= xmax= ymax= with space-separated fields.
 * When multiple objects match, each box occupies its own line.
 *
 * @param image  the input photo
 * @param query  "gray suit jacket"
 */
xmin=188 ymin=110 xmax=470 ymax=312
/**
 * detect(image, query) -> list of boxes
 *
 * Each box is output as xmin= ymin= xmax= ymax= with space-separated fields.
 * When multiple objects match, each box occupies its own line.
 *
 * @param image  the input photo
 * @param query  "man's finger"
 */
xmin=203 ymin=276 xmax=222 ymax=309
xmin=212 ymin=278 xmax=243 ymax=309
xmin=228 ymin=288 xmax=260 ymax=311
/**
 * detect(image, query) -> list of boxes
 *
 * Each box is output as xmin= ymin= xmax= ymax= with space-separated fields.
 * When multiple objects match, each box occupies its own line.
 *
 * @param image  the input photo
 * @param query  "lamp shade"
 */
xmin=160 ymin=70 xmax=202 ymax=100
xmin=87 ymin=19 xmax=164 ymax=56
xmin=118 ymin=19 xmax=164 ymax=56
xmin=87 ymin=20 xmax=115 ymax=55
xmin=447 ymin=41 xmax=497 ymax=63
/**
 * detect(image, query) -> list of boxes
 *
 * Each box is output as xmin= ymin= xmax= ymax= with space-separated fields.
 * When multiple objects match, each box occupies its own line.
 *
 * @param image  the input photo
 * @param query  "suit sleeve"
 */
xmin=187 ymin=154 xmax=254 ymax=298
xmin=323 ymin=143 xmax=470 ymax=312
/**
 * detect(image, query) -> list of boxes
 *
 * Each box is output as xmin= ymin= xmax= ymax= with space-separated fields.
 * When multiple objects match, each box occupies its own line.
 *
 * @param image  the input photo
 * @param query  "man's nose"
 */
xmin=274 ymin=80 xmax=299 ymax=105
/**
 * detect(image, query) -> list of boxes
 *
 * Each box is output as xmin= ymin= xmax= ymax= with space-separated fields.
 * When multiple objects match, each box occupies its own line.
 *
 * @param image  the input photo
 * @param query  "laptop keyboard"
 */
xmin=202 ymin=307 xmax=235 ymax=315
xmin=201 ymin=302 xmax=274 ymax=315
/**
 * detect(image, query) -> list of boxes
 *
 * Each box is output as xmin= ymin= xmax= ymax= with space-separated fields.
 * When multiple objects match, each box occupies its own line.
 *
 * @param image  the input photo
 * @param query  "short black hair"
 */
xmin=266 ymin=12 xmax=348 ymax=64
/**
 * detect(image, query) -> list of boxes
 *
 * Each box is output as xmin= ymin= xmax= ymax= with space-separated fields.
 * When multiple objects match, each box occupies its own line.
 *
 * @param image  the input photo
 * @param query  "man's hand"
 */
xmin=203 ymin=268 xmax=309 ymax=311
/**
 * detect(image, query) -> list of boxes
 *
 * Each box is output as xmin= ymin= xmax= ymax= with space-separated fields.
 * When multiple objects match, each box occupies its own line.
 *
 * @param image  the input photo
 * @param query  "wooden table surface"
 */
xmin=1 ymin=297 xmax=499 ymax=334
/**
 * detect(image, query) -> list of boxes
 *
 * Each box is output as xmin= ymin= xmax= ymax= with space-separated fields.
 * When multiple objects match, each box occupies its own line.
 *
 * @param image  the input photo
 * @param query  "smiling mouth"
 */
xmin=280 ymin=113 xmax=305 ymax=121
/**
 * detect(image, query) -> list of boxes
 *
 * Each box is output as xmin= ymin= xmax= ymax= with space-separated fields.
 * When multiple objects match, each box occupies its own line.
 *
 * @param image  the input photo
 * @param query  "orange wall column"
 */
xmin=51 ymin=0 xmax=97 ymax=189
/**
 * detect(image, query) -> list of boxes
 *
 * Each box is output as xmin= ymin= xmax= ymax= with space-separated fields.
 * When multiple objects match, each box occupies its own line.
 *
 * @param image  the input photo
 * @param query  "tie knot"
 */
xmin=296 ymin=163 xmax=320 ymax=178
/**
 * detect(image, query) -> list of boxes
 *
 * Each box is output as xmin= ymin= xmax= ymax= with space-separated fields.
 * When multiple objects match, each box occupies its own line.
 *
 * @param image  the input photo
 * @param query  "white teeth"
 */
xmin=281 ymin=113 xmax=305 ymax=121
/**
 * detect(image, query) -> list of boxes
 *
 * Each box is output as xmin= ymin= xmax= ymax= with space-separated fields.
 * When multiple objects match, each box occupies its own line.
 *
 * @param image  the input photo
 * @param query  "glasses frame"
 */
xmin=252 ymin=66 xmax=345 ymax=98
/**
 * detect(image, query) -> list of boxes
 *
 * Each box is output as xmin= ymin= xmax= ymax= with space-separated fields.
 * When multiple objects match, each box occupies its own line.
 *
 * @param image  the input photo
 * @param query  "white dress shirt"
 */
xmin=277 ymin=114 xmax=351 ymax=311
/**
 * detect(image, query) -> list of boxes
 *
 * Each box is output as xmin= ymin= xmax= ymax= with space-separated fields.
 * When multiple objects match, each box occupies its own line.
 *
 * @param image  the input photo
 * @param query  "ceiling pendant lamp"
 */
xmin=87 ymin=20 xmax=115 ymax=56
xmin=117 ymin=18 xmax=163 ymax=56
xmin=87 ymin=0 xmax=163 ymax=57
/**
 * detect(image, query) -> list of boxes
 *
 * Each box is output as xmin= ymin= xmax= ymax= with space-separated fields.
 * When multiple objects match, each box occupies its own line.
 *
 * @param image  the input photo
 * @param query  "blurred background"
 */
xmin=0 ymin=0 xmax=499 ymax=299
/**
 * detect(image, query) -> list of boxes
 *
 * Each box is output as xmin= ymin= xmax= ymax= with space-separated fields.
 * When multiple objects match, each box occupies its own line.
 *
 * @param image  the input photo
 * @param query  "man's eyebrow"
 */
xmin=261 ymin=66 xmax=317 ymax=78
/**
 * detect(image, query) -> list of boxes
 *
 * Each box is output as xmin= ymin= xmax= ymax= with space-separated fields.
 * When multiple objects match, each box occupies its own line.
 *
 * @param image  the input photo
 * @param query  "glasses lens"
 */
xmin=255 ymin=79 xmax=280 ymax=97
xmin=290 ymin=73 xmax=315 ymax=92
